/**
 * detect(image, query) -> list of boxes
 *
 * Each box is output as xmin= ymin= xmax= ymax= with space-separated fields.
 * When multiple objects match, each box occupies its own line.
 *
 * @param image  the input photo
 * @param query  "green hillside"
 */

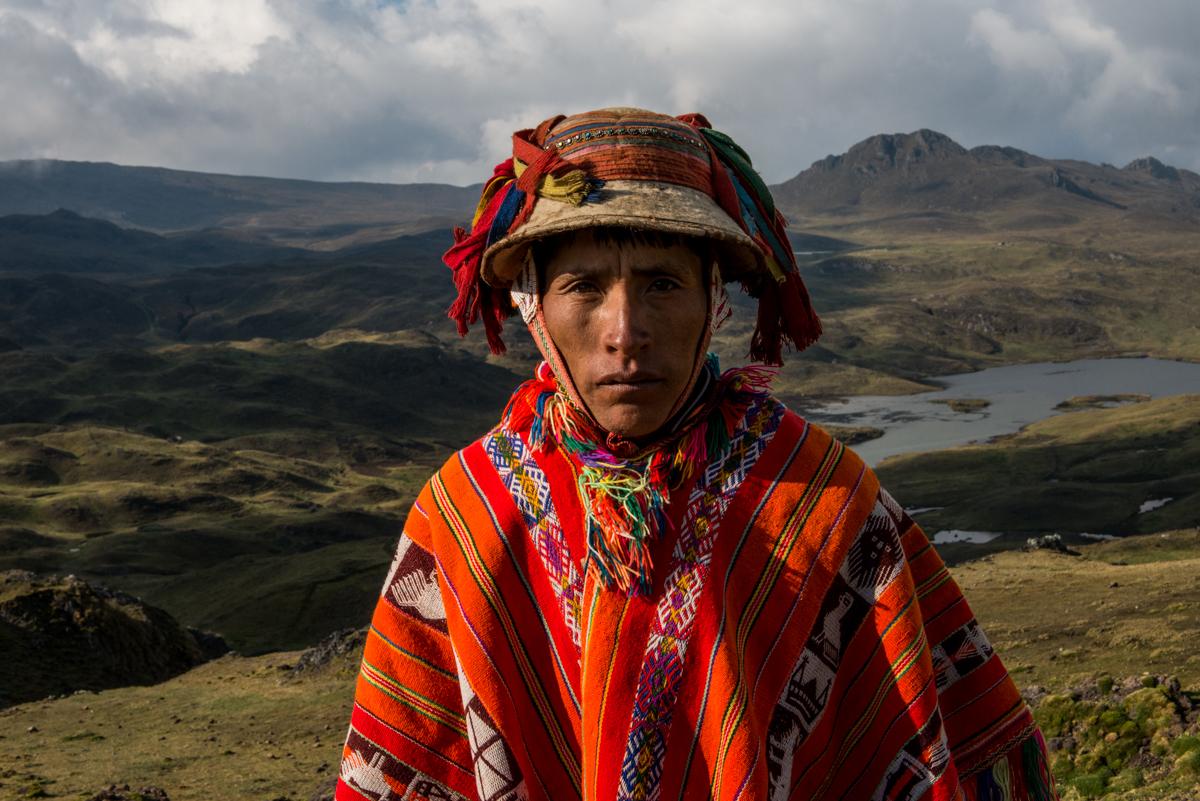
xmin=876 ymin=394 xmax=1200 ymax=563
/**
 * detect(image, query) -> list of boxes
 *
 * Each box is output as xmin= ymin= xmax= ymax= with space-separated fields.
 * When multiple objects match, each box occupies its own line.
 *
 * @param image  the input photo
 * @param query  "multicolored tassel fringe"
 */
xmin=676 ymin=113 xmax=822 ymax=365
xmin=442 ymin=126 xmax=603 ymax=356
xmin=963 ymin=730 xmax=1058 ymax=801
xmin=500 ymin=356 xmax=776 ymax=596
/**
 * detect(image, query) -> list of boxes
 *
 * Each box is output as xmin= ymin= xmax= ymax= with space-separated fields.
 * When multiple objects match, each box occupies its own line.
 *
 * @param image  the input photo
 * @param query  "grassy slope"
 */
xmin=787 ymin=239 xmax=1200 ymax=381
xmin=0 ymin=649 xmax=357 ymax=801
xmin=2 ymin=534 xmax=1198 ymax=801
xmin=874 ymin=394 xmax=1200 ymax=553
xmin=960 ymin=533 xmax=1200 ymax=689
xmin=0 ymin=425 xmax=449 ymax=653
xmin=0 ymin=334 xmax=521 ymax=443
xmin=960 ymin=535 xmax=1200 ymax=800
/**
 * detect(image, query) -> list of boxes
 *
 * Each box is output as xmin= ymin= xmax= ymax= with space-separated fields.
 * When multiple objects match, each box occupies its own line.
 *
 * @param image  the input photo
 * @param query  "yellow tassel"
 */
xmin=765 ymin=255 xmax=787 ymax=283
xmin=513 ymin=159 xmax=593 ymax=207
xmin=472 ymin=175 xmax=513 ymax=227
xmin=993 ymin=756 xmax=1014 ymax=801
xmin=536 ymin=170 xmax=593 ymax=206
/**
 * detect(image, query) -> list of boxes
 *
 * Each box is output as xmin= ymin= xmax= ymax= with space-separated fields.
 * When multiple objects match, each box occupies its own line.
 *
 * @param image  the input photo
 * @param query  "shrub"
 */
xmin=1177 ymin=749 xmax=1200 ymax=776
xmin=1036 ymin=694 xmax=1082 ymax=738
xmin=1172 ymin=735 xmax=1200 ymax=757
xmin=1109 ymin=767 xmax=1145 ymax=792
xmin=1098 ymin=709 xmax=1127 ymax=730
xmin=1073 ymin=772 xmax=1110 ymax=798
xmin=1122 ymin=687 xmax=1177 ymax=737
xmin=1141 ymin=675 xmax=1159 ymax=688
xmin=1098 ymin=676 xmax=1114 ymax=695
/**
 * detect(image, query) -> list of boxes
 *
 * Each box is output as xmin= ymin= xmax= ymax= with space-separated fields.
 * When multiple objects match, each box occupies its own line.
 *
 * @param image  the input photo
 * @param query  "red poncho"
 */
xmin=335 ymin=380 xmax=1056 ymax=801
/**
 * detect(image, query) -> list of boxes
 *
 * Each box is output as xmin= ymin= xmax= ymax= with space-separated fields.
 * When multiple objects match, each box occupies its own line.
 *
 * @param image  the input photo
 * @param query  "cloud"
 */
xmin=75 ymin=0 xmax=290 ymax=82
xmin=970 ymin=8 xmax=1071 ymax=89
xmin=967 ymin=0 xmax=1199 ymax=166
xmin=1 ymin=0 xmax=1198 ymax=186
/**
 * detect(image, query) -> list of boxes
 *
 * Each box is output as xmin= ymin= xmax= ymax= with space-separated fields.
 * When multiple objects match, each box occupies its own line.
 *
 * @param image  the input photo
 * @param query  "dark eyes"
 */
xmin=560 ymin=277 xmax=682 ymax=295
xmin=564 ymin=280 xmax=599 ymax=294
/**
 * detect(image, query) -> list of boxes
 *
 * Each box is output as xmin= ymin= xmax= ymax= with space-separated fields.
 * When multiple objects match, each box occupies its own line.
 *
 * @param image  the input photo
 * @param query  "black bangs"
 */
xmin=529 ymin=226 xmax=713 ymax=271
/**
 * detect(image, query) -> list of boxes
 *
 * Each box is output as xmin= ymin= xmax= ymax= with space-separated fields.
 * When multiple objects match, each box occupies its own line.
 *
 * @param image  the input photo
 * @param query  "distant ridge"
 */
xmin=4 ymin=135 xmax=1197 ymax=251
xmin=0 ymin=159 xmax=481 ymax=248
xmin=0 ymin=208 xmax=311 ymax=273
xmin=771 ymin=129 xmax=1200 ymax=227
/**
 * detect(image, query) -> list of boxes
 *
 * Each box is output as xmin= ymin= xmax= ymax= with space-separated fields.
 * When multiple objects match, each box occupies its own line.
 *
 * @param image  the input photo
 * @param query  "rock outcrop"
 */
xmin=294 ymin=626 xmax=368 ymax=675
xmin=0 ymin=570 xmax=227 ymax=706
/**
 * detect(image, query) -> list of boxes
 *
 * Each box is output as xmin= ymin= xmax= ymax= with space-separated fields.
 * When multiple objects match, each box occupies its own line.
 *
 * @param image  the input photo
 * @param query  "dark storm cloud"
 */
xmin=0 ymin=0 xmax=1197 ymax=185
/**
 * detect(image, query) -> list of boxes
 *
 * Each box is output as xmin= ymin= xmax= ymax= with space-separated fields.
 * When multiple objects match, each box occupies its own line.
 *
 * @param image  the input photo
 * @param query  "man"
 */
xmin=336 ymin=109 xmax=1057 ymax=801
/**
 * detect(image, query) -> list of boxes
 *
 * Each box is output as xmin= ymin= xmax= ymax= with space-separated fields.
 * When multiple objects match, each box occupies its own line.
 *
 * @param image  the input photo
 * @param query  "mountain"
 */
xmin=0 ymin=159 xmax=481 ymax=248
xmin=755 ymin=130 xmax=1200 ymax=382
xmin=771 ymin=129 xmax=1200 ymax=233
xmin=0 ymin=209 xmax=311 ymax=273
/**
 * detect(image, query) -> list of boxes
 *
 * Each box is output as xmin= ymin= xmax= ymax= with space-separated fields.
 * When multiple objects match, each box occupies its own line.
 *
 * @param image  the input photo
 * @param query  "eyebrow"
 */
xmin=555 ymin=259 xmax=695 ymax=280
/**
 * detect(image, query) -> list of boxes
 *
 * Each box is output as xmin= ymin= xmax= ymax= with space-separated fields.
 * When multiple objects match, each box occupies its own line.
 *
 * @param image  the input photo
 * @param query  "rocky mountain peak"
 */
xmin=773 ymin=128 xmax=1198 ymax=220
xmin=810 ymin=129 xmax=968 ymax=175
xmin=1124 ymin=156 xmax=1181 ymax=181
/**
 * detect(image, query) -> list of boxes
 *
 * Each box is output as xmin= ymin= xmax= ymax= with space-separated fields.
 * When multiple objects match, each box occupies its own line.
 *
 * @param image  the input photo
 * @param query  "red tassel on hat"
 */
xmin=749 ymin=277 xmax=783 ymax=365
xmin=677 ymin=113 xmax=823 ymax=362
xmin=443 ymin=159 xmax=517 ymax=354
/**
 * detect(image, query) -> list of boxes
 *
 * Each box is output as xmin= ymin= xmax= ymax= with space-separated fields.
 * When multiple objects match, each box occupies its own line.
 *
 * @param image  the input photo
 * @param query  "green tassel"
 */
xmin=1021 ymin=732 xmax=1056 ymax=801
xmin=699 ymin=129 xmax=776 ymax=219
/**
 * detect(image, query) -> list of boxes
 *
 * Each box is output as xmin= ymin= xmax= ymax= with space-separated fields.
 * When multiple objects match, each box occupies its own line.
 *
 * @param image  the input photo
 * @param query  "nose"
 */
xmin=599 ymin=282 xmax=651 ymax=358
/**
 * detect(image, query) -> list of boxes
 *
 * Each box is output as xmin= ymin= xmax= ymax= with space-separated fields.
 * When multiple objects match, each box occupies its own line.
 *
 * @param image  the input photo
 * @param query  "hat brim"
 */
xmin=480 ymin=180 xmax=766 ymax=287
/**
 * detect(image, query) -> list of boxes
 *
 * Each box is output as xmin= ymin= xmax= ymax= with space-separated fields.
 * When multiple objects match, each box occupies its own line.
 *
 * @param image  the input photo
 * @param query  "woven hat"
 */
xmin=480 ymin=109 xmax=763 ymax=285
xmin=443 ymin=107 xmax=821 ymax=365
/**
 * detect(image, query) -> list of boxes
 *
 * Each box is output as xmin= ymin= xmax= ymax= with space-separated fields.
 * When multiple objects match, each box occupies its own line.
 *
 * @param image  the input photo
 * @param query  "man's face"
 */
xmin=540 ymin=230 xmax=708 ymax=439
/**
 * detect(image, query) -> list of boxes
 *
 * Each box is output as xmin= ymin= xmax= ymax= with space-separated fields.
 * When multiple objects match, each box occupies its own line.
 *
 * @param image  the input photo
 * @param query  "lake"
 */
xmin=797 ymin=357 xmax=1200 ymax=466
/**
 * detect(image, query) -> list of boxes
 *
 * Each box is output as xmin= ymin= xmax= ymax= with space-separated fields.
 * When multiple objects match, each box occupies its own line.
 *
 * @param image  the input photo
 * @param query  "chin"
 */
xmin=594 ymin=403 xmax=670 ymax=439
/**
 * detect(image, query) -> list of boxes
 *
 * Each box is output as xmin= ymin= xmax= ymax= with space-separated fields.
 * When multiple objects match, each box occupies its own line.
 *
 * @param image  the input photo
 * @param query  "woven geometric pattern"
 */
xmin=763 ymin=489 xmax=1044 ymax=801
xmin=339 ymin=706 xmax=472 ymax=801
xmin=484 ymin=429 xmax=584 ymax=647
xmin=618 ymin=397 xmax=785 ymax=801
xmin=765 ymin=493 xmax=908 ymax=801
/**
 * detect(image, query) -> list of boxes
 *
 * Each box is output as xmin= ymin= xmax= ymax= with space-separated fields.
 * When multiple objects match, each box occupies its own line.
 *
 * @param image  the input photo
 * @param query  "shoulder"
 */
xmin=749 ymin=403 xmax=886 ymax=550
xmin=767 ymin=404 xmax=874 ymax=487
xmin=411 ymin=426 xmax=562 ymax=547
xmin=425 ymin=428 xmax=508 ymax=490
xmin=404 ymin=433 xmax=500 ymax=547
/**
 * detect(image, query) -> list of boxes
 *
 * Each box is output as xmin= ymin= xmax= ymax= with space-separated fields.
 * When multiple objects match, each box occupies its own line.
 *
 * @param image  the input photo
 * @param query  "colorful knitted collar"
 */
xmin=501 ymin=355 xmax=776 ymax=596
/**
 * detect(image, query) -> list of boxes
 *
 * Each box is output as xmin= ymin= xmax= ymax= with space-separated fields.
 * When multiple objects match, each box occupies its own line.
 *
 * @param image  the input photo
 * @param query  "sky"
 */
xmin=1 ymin=0 xmax=1198 ymax=186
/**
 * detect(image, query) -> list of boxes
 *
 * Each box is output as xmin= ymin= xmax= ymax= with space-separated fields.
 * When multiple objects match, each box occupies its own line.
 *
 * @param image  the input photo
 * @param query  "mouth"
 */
xmin=596 ymin=371 xmax=664 ymax=393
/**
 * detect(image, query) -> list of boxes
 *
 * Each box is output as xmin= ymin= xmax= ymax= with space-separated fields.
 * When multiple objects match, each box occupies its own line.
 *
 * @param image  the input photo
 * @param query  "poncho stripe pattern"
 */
xmin=337 ymin=405 xmax=1056 ymax=801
